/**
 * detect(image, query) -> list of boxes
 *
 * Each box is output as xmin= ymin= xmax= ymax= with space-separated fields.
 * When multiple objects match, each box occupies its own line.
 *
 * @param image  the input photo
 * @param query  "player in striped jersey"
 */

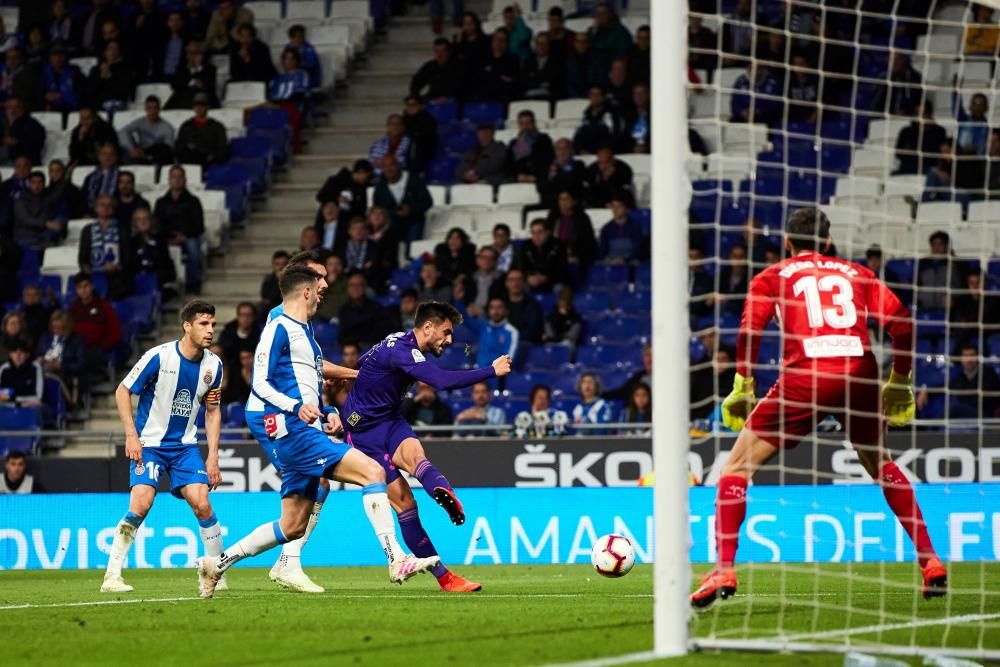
xmin=101 ymin=300 xmax=226 ymax=593
xmin=197 ymin=265 xmax=437 ymax=598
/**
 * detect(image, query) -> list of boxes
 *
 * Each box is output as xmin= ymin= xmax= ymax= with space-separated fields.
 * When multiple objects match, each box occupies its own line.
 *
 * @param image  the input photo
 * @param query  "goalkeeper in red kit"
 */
xmin=691 ymin=208 xmax=947 ymax=610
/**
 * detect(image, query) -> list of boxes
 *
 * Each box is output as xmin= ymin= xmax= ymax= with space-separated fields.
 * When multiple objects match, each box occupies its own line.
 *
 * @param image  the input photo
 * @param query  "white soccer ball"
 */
xmin=591 ymin=534 xmax=635 ymax=578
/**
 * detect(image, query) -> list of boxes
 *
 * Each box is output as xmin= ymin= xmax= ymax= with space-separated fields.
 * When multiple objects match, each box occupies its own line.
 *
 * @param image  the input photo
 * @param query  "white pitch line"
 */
xmin=538 ymin=650 xmax=660 ymax=667
xmin=0 ymin=596 xmax=202 ymax=611
xmin=770 ymin=611 xmax=1000 ymax=642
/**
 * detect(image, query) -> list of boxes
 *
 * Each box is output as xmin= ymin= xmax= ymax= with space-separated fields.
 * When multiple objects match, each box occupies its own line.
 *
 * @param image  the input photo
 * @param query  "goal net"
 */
xmin=676 ymin=0 xmax=1000 ymax=659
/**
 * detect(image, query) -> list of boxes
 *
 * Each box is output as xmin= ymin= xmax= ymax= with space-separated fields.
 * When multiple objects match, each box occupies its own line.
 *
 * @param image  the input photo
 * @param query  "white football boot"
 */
xmin=99 ymin=575 xmax=134 ymax=593
xmin=272 ymin=566 xmax=324 ymax=593
xmin=196 ymin=556 xmax=223 ymax=598
xmin=389 ymin=555 xmax=440 ymax=585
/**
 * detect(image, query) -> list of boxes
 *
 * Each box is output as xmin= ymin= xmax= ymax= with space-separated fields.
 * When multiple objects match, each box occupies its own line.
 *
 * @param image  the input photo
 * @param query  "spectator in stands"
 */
xmin=367 ymin=205 xmax=398 ymax=288
xmin=286 ymin=25 xmax=320 ymax=90
xmin=572 ymin=372 xmax=612 ymax=427
xmin=689 ymin=247 xmax=715 ymax=318
xmin=730 ymin=63 xmax=782 ymax=126
xmin=864 ymin=246 xmax=901 ymax=286
xmin=465 ymin=296 xmax=519 ymax=369
xmin=687 ymin=16 xmax=717 ymax=72
xmin=0 ymin=155 xmax=29 ymax=233
xmin=79 ymin=1 xmax=121 ymax=55
xmin=167 ymin=41 xmax=219 ymax=110
xmin=604 ymin=344 xmax=652 ymax=401
xmin=501 ymin=5 xmax=532 ymax=63
xmin=604 ymin=58 xmax=632 ymax=116
xmin=566 ymin=32 xmax=603 ymax=99
xmin=373 ymin=154 xmax=433 ymax=244
xmin=916 ymin=231 xmax=967 ymax=312
xmin=585 ymin=146 xmax=634 ymax=207
xmin=40 ymin=42 xmax=85 ymax=112
xmin=587 ymin=3 xmax=632 ymax=80
xmin=206 ymin=0 xmax=253 ymax=55
xmin=259 ymin=250 xmax=289 ymax=314
xmin=599 ymin=192 xmax=644 ymax=264
xmin=230 ymin=23 xmax=276 ymax=83
xmin=455 ymin=381 xmax=507 ymax=428
xmin=544 ymin=7 xmax=575 ymax=61
xmin=13 ymin=172 xmax=62 ymax=250
xmin=453 ymin=11 xmax=490 ymax=85
xmin=94 ymin=17 xmax=130 ymax=62
xmin=872 ymin=51 xmax=923 ymax=117
xmin=1 ymin=97 xmax=44 ymax=166
xmin=492 ymin=223 xmax=514 ymax=273
xmin=457 ymin=123 xmax=507 ymax=186
xmin=36 ymin=309 xmax=86 ymax=405
xmin=218 ymin=301 xmax=261 ymax=363
xmin=340 ymin=217 xmax=380 ymax=285
xmin=951 ymin=270 xmax=1000 ymax=337
xmin=140 ymin=7 xmax=176 ymax=81
xmin=82 ymin=142 xmax=121 ymax=212
xmin=0 ymin=239 xmax=18 ymax=304
xmin=315 ymin=201 xmax=346 ymax=257
xmin=0 ymin=311 xmax=25 ymax=357
xmin=67 ymin=272 xmax=121 ymax=375
xmin=523 ymin=31 xmax=565 ymax=101
xmin=718 ymin=243 xmax=750 ymax=316
xmin=517 ymin=218 xmax=568 ymax=292
xmin=415 ymin=260 xmax=453 ymax=304
xmin=402 ymin=95 xmax=438 ymax=173
xmin=0 ymin=50 xmax=39 ymax=111
xmin=540 ymin=138 xmax=586 ymax=210
xmin=88 ymin=40 xmax=134 ymax=112
xmin=174 ymin=92 xmax=229 ymax=165
xmin=964 ymin=3 xmax=999 ymax=56
xmin=500 ymin=268 xmax=543 ymax=343
xmin=507 ymin=109 xmax=554 ymax=184
xmin=316 ymin=254 xmax=349 ymax=322
xmin=0 ymin=451 xmax=42 ymax=494
xmin=369 ymin=113 xmax=411 ymax=174
xmin=119 ymin=96 xmax=175 ymax=166
xmin=315 ymin=159 xmax=373 ymax=248
xmin=458 ymin=246 xmax=503 ymax=317
xmin=46 ymin=159 xmax=84 ymax=220
xmin=721 ymin=0 xmax=754 ymax=65
xmin=625 ymin=83 xmax=651 ymax=154
xmin=268 ymin=48 xmax=310 ymax=154
xmin=78 ymin=194 xmax=131 ymax=299
xmin=183 ymin=0 xmax=211 ymax=44
xmin=574 ymin=86 xmax=626 ymax=154
xmin=895 ymin=99 xmax=946 ymax=175
xmin=114 ymin=171 xmax=150 ymax=227
xmin=943 ymin=344 xmax=1000 ymax=419
xmin=47 ymin=2 xmax=76 ymax=53
xmin=921 ymin=139 xmax=958 ymax=202
xmin=126 ymin=207 xmax=176 ymax=296
xmin=221 ymin=349 xmax=253 ymax=405
xmin=0 ymin=338 xmax=44 ymax=409
xmin=299 ymin=225 xmax=322 ymax=254
xmin=787 ymin=54 xmax=820 ymax=124
xmin=547 ymin=191 xmax=597 ymax=268
xmin=472 ymin=28 xmax=520 ymax=103
xmin=434 ymin=227 xmax=476 ymax=282
xmin=620 ymin=382 xmax=651 ymax=430
xmin=954 ymin=92 xmax=990 ymax=156
xmin=338 ymin=272 xmax=390 ymax=348
xmin=403 ymin=380 xmax=453 ymax=437
xmin=543 ymin=287 xmax=582 ymax=350
xmin=19 ymin=285 xmax=53 ymax=352
xmin=987 ymin=129 xmax=1000 ymax=195
xmin=630 ymin=24 xmax=651 ymax=86
xmin=69 ymin=106 xmax=119 ymax=166
xmin=410 ymin=38 xmax=460 ymax=102
xmin=154 ymin=164 xmax=205 ymax=293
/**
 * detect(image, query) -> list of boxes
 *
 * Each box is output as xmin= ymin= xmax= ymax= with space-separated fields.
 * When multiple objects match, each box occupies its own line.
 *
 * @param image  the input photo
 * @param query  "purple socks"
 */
xmin=398 ymin=506 xmax=448 ymax=579
xmin=413 ymin=459 xmax=452 ymax=498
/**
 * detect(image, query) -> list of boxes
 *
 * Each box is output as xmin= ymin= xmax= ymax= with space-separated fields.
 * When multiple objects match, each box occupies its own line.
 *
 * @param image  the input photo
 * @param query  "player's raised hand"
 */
xmin=492 ymin=355 xmax=513 ymax=377
xmin=721 ymin=373 xmax=756 ymax=431
xmin=124 ymin=433 xmax=143 ymax=465
xmin=881 ymin=369 xmax=915 ymax=427
xmin=298 ymin=403 xmax=324 ymax=424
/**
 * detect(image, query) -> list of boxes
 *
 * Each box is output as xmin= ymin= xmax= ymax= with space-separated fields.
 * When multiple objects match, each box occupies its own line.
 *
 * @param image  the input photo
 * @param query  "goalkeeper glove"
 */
xmin=881 ymin=369 xmax=915 ymax=427
xmin=721 ymin=373 xmax=756 ymax=431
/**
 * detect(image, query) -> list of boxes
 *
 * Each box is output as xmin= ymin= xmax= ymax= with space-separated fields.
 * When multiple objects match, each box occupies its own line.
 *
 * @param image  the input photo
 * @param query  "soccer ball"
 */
xmin=591 ymin=534 xmax=635 ymax=578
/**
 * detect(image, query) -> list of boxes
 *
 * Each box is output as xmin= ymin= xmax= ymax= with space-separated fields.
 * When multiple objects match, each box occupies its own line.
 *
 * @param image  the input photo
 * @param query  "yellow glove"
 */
xmin=721 ymin=373 xmax=756 ymax=431
xmin=881 ymin=369 xmax=915 ymax=427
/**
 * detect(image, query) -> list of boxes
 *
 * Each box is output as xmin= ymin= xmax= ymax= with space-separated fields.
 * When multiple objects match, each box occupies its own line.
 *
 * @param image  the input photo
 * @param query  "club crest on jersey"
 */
xmin=411 ymin=349 xmax=425 ymax=363
xmin=170 ymin=388 xmax=193 ymax=417
xmin=134 ymin=463 xmax=145 ymax=475
xmin=203 ymin=371 xmax=213 ymax=385
xmin=315 ymin=355 xmax=324 ymax=378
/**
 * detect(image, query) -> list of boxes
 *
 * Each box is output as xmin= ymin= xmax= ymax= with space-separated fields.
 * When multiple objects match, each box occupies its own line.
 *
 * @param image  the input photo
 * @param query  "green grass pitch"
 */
xmin=1 ymin=563 xmax=997 ymax=666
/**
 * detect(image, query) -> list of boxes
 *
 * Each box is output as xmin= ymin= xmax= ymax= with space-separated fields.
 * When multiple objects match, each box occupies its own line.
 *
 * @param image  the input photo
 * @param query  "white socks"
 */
xmin=219 ymin=520 xmax=288 ymax=573
xmin=198 ymin=513 xmax=223 ymax=558
xmin=362 ymin=483 xmax=404 ymax=564
xmin=278 ymin=501 xmax=323 ymax=570
xmin=105 ymin=513 xmax=143 ymax=578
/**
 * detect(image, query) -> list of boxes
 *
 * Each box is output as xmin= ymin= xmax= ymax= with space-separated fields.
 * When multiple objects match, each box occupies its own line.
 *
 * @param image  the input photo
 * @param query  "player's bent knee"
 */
xmin=359 ymin=459 xmax=385 ymax=486
xmin=193 ymin=500 xmax=213 ymax=520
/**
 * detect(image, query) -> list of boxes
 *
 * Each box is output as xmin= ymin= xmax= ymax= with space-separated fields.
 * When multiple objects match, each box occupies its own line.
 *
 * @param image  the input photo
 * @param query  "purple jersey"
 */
xmin=343 ymin=331 xmax=496 ymax=430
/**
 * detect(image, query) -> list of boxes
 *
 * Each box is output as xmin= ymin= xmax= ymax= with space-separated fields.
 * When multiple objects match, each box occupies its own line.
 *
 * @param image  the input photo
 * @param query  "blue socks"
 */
xmin=316 ymin=484 xmax=331 ymax=504
xmin=413 ymin=460 xmax=451 ymax=499
xmin=198 ymin=513 xmax=219 ymax=529
xmin=123 ymin=511 xmax=144 ymax=528
xmin=398 ymin=507 xmax=448 ymax=579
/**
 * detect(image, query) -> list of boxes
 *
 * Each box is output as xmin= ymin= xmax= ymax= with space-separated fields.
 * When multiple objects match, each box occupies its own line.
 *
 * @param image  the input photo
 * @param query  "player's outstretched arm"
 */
xmin=407 ymin=355 xmax=502 ymax=391
xmin=322 ymin=360 xmax=358 ymax=380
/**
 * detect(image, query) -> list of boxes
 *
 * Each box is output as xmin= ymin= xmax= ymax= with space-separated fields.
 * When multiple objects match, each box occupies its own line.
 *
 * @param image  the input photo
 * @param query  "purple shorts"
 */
xmin=345 ymin=418 xmax=417 ymax=484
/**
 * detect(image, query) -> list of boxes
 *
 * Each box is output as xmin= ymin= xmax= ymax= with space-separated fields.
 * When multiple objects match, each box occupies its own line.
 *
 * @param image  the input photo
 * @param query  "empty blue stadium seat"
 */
xmin=0 ymin=406 xmax=41 ymax=454
xmin=590 ymin=317 xmax=631 ymax=342
xmin=426 ymin=158 xmax=460 ymax=185
xmin=390 ymin=266 xmax=420 ymax=289
xmin=551 ymin=369 xmax=580 ymax=396
xmin=524 ymin=344 xmax=572 ymax=369
xmin=588 ymin=264 xmax=629 ymax=287
xmin=915 ymin=309 xmax=947 ymax=337
xmin=574 ymin=291 xmax=611 ymax=314
xmin=226 ymin=402 xmax=246 ymax=427
xmin=205 ymin=164 xmax=252 ymax=222
xmin=442 ymin=128 xmax=478 ymax=156
xmin=885 ymin=259 xmax=915 ymax=284
xmin=505 ymin=371 xmax=554 ymax=396
xmin=690 ymin=337 xmax=708 ymax=363
xmin=247 ymin=126 xmax=289 ymax=167
xmin=755 ymin=368 xmax=779 ymax=394
xmin=501 ymin=399 xmax=530 ymax=417
xmin=426 ymin=99 xmax=457 ymax=124
xmin=820 ymin=144 xmax=852 ymax=173
xmin=451 ymin=322 xmax=477 ymax=345
xmin=134 ymin=272 xmax=159 ymax=296
xmin=917 ymin=393 xmax=945 ymax=420
xmin=450 ymin=399 xmax=474 ymax=416
xmin=439 ymin=345 xmax=471 ymax=370
xmin=532 ymin=291 xmax=556 ymax=312
xmin=462 ymin=102 xmax=504 ymax=126
xmin=986 ymin=334 xmax=1000 ymax=358
xmin=635 ymin=262 xmax=651 ymax=286
xmin=915 ymin=357 xmax=947 ymax=387
xmin=617 ymin=290 xmax=651 ymax=313
xmin=312 ymin=321 xmax=339 ymax=347
xmin=230 ymin=137 xmax=274 ymax=195
xmin=576 ymin=344 xmax=627 ymax=367
xmin=43 ymin=377 xmax=65 ymax=428
xmin=18 ymin=247 xmax=39 ymax=277
xmin=915 ymin=337 xmax=943 ymax=356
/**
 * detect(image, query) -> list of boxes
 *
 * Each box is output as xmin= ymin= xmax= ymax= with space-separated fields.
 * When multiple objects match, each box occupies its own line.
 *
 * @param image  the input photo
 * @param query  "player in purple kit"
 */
xmin=343 ymin=301 xmax=513 ymax=592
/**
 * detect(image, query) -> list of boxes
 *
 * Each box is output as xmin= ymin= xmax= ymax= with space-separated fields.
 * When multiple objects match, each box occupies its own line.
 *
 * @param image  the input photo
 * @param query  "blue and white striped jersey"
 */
xmin=122 ymin=341 xmax=223 ymax=448
xmin=247 ymin=314 xmax=323 ymax=422
xmin=267 ymin=304 xmax=314 ymax=335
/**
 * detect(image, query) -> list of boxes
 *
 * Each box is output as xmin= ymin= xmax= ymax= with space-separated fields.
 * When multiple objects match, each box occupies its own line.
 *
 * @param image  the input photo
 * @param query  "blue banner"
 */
xmin=0 ymin=485 xmax=997 ymax=570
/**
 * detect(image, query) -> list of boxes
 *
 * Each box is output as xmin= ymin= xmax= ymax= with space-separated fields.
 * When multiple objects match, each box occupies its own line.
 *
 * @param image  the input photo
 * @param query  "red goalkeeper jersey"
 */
xmin=735 ymin=251 xmax=913 ymax=378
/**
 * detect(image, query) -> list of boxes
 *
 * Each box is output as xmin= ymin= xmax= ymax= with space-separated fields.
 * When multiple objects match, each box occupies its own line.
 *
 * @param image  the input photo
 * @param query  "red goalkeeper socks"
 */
xmin=715 ymin=475 xmax=749 ymax=569
xmin=880 ymin=461 xmax=937 ymax=568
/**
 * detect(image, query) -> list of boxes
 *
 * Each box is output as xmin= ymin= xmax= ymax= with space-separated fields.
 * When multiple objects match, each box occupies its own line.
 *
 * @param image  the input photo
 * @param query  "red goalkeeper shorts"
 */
xmin=745 ymin=355 xmax=882 ymax=448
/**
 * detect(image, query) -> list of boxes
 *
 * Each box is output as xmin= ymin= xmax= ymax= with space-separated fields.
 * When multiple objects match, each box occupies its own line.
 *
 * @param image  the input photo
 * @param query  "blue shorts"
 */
xmin=345 ymin=418 xmax=417 ymax=484
xmin=130 ymin=446 xmax=209 ymax=498
xmin=247 ymin=411 xmax=350 ymax=501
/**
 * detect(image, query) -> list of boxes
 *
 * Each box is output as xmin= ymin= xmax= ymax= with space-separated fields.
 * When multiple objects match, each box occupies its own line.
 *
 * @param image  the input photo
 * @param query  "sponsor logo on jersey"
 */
xmin=256 ymin=352 xmax=267 ymax=365
xmin=316 ymin=457 xmax=327 ymax=467
xmin=411 ymin=349 xmax=426 ymax=363
xmin=803 ymin=335 xmax=864 ymax=358
xmin=171 ymin=388 xmax=194 ymax=417
xmin=315 ymin=355 xmax=324 ymax=379
xmin=347 ymin=412 xmax=360 ymax=427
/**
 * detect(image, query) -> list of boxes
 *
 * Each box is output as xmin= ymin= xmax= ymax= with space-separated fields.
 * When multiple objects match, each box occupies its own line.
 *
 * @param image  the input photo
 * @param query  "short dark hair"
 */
xmin=548 ymin=7 xmax=564 ymax=19
xmin=279 ymin=264 xmax=320 ymax=297
xmin=400 ymin=287 xmax=418 ymax=300
xmin=280 ymin=47 xmax=301 ymax=66
xmin=145 ymin=95 xmax=160 ymax=105
xmin=929 ymin=230 xmax=950 ymax=246
xmin=73 ymin=272 xmax=92 ymax=286
xmin=433 ymin=37 xmax=450 ymax=47
xmin=960 ymin=342 xmax=979 ymax=354
xmin=180 ymin=299 xmax=215 ymax=324
xmin=414 ymin=301 xmax=463 ymax=328
xmin=493 ymin=223 xmax=511 ymax=236
xmin=272 ymin=250 xmax=290 ymax=261
xmin=288 ymin=24 xmax=305 ymax=38
xmin=785 ymin=207 xmax=831 ymax=251
xmin=28 ymin=171 xmax=44 ymax=182
xmin=865 ymin=245 xmax=883 ymax=259
xmin=8 ymin=337 xmax=31 ymax=353
xmin=517 ymin=109 xmax=535 ymax=121
xmin=236 ymin=301 xmax=256 ymax=316
xmin=119 ymin=169 xmax=134 ymax=182
xmin=530 ymin=384 xmax=551 ymax=403
xmin=237 ymin=22 xmax=256 ymax=37
xmin=529 ymin=218 xmax=547 ymax=229
xmin=288 ymin=249 xmax=323 ymax=267
xmin=6 ymin=450 xmax=26 ymax=462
